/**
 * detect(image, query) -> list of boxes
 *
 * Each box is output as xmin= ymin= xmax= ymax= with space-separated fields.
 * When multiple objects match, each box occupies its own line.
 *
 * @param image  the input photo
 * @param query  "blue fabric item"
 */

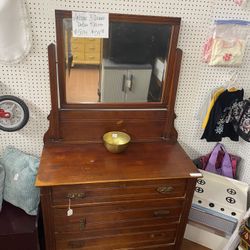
xmin=0 ymin=147 xmax=40 ymax=215
xmin=215 ymin=20 xmax=250 ymax=25
xmin=0 ymin=164 xmax=4 ymax=212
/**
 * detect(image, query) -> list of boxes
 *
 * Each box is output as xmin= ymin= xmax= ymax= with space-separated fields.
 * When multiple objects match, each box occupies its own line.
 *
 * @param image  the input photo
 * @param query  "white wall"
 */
xmin=0 ymin=0 xmax=250 ymax=182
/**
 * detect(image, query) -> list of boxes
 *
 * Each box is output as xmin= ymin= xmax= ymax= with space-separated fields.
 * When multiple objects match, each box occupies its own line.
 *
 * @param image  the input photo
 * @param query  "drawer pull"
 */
xmin=154 ymin=210 xmax=170 ymax=217
xmin=156 ymin=186 xmax=174 ymax=194
xmin=67 ymin=193 xmax=86 ymax=199
xmin=150 ymin=232 xmax=166 ymax=238
xmin=80 ymin=218 xmax=86 ymax=231
xmin=68 ymin=240 xmax=85 ymax=248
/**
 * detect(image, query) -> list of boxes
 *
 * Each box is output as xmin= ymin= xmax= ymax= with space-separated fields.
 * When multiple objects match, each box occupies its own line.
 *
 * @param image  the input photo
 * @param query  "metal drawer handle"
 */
xmin=122 ymin=75 xmax=126 ymax=92
xmin=68 ymin=240 xmax=85 ymax=248
xmin=128 ymin=74 xmax=133 ymax=91
xmin=154 ymin=210 xmax=170 ymax=217
xmin=80 ymin=218 xmax=86 ymax=231
xmin=150 ymin=232 xmax=166 ymax=238
xmin=67 ymin=193 xmax=86 ymax=200
xmin=156 ymin=186 xmax=174 ymax=194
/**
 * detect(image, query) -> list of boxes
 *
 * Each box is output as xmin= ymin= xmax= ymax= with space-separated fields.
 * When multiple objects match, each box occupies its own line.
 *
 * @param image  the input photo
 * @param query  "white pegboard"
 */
xmin=0 ymin=0 xmax=250 ymax=182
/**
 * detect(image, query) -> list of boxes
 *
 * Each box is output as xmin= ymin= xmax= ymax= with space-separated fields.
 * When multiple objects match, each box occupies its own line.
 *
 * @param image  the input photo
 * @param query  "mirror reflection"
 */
xmin=63 ymin=18 xmax=172 ymax=104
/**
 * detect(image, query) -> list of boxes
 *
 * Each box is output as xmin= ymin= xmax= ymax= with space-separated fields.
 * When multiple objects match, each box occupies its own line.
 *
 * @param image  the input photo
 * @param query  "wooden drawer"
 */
xmin=84 ymin=53 xmax=100 ymax=62
xmin=54 ymin=223 xmax=178 ymax=240
xmin=84 ymin=38 xmax=101 ymax=45
xmin=52 ymin=179 xmax=187 ymax=206
xmin=72 ymin=45 xmax=84 ymax=52
xmin=73 ymin=53 xmax=85 ymax=60
xmin=55 ymin=227 xmax=176 ymax=250
xmin=84 ymin=43 xmax=100 ymax=54
xmin=72 ymin=52 xmax=84 ymax=61
xmin=53 ymin=199 xmax=183 ymax=233
xmin=71 ymin=37 xmax=85 ymax=44
xmin=133 ymin=245 xmax=174 ymax=250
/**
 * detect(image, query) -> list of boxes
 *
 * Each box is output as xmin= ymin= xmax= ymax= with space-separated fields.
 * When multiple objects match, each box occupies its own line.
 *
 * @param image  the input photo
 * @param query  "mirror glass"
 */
xmin=62 ymin=18 xmax=172 ymax=104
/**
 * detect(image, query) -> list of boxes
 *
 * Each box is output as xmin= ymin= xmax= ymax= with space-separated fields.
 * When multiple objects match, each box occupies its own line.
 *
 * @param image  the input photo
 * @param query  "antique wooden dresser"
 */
xmin=36 ymin=11 xmax=201 ymax=250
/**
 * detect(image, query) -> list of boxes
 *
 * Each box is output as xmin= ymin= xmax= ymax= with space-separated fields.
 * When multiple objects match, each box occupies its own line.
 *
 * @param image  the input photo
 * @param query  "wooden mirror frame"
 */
xmin=44 ymin=10 xmax=182 ymax=144
xmin=55 ymin=10 xmax=181 ymax=109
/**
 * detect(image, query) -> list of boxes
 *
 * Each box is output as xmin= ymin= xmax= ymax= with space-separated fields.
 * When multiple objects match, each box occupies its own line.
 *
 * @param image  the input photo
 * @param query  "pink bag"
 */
xmin=205 ymin=143 xmax=234 ymax=178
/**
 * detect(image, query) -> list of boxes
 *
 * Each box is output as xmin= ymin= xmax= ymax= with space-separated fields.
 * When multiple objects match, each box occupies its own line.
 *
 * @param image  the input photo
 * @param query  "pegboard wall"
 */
xmin=0 ymin=0 xmax=250 ymax=182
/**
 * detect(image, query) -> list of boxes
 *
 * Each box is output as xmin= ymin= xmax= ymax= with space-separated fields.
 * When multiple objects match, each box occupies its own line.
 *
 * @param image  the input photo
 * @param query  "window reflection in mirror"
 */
xmin=63 ymin=18 xmax=171 ymax=104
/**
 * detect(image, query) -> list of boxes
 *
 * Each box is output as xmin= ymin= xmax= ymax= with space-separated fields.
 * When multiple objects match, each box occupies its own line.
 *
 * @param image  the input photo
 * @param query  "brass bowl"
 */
xmin=103 ymin=131 xmax=131 ymax=153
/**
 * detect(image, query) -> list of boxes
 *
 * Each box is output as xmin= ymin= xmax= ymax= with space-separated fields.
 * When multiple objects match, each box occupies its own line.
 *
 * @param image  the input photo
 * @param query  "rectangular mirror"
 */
xmin=56 ymin=11 xmax=181 ymax=108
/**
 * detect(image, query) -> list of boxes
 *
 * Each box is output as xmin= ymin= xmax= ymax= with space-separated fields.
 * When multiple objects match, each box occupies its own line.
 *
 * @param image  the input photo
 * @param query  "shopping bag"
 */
xmin=205 ymin=143 xmax=233 ymax=178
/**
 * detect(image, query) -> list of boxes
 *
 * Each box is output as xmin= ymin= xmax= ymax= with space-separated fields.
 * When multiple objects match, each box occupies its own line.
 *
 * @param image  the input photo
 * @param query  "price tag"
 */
xmin=67 ymin=198 xmax=73 ymax=216
xmin=67 ymin=208 xmax=73 ymax=216
xmin=112 ymin=133 xmax=118 ymax=138
xmin=14 ymin=173 xmax=19 ymax=181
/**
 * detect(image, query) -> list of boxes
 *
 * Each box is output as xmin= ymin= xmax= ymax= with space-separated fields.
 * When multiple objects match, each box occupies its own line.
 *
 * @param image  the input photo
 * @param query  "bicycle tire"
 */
xmin=0 ymin=95 xmax=29 ymax=132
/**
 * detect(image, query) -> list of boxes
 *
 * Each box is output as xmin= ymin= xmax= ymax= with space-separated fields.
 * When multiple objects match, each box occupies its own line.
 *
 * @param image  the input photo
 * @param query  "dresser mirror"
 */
xmin=56 ymin=11 xmax=181 ymax=108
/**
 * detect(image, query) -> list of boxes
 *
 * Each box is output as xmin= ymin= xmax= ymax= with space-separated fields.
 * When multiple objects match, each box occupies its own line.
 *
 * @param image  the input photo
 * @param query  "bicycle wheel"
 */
xmin=0 ymin=95 xmax=29 ymax=132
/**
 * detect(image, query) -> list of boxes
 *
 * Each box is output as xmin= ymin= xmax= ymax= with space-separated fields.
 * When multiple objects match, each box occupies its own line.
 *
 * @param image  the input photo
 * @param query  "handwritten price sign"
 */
xmin=72 ymin=11 xmax=109 ymax=38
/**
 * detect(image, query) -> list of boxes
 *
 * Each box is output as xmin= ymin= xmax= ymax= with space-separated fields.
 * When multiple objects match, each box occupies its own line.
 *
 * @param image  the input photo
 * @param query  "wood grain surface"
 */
xmin=36 ymin=141 xmax=199 ymax=187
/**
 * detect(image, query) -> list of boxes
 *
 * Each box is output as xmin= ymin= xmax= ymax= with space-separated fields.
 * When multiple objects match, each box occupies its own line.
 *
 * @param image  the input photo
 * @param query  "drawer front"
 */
xmin=134 ymin=245 xmax=175 ymax=250
xmin=71 ymin=37 xmax=85 ymax=44
xmin=72 ymin=53 xmax=85 ymax=61
xmin=54 ymin=199 xmax=183 ymax=233
xmin=55 ymin=228 xmax=176 ymax=250
xmin=52 ymin=179 xmax=187 ymax=206
xmin=84 ymin=43 xmax=100 ymax=53
xmin=84 ymin=38 xmax=101 ymax=45
xmin=72 ymin=45 xmax=84 ymax=53
xmin=84 ymin=53 xmax=101 ymax=63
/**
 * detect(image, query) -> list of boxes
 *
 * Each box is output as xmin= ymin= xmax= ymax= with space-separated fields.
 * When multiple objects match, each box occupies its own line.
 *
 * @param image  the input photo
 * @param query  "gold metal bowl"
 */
xmin=103 ymin=131 xmax=131 ymax=153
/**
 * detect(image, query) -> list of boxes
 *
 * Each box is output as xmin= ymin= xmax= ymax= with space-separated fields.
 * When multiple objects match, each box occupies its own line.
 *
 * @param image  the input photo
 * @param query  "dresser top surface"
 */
xmin=35 ymin=141 xmax=200 ymax=187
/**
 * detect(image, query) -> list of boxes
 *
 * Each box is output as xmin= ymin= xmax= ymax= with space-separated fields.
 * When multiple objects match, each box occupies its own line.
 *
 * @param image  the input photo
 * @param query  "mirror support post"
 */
xmin=44 ymin=43 xmax=61 ymax=143
xmin=163 ymin=48 xmax=182 ymax=141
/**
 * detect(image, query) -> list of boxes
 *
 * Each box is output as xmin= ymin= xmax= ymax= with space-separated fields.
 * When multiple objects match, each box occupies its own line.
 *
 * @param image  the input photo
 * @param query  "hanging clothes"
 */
xmin=201 ymin=89 xmax=244 ymax=142
xmin=230 ymin=99 xmax=250 ymax=142
xmin=197 ymin=87 xmax=223 ymax=123
xmin=202 ymin=87 xmax=225 ymax=129
xmin=202 ymin=87 xmax=239 ymax=129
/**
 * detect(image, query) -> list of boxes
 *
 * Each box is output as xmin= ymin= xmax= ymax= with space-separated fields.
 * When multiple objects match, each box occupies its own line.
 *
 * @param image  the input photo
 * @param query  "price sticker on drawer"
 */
xmin=67 ymin=198 xmax=73 ymax=216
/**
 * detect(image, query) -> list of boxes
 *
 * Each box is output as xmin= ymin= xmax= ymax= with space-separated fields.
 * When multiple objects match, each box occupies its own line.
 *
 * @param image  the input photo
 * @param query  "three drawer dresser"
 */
xmin=36 ymin=11 xmax=201 ymax=249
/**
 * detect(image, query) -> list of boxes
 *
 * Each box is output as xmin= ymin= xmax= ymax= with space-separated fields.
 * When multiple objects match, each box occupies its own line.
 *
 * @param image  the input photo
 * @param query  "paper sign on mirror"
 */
xmin=72 ymin=11 xmax=109 ymax=38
